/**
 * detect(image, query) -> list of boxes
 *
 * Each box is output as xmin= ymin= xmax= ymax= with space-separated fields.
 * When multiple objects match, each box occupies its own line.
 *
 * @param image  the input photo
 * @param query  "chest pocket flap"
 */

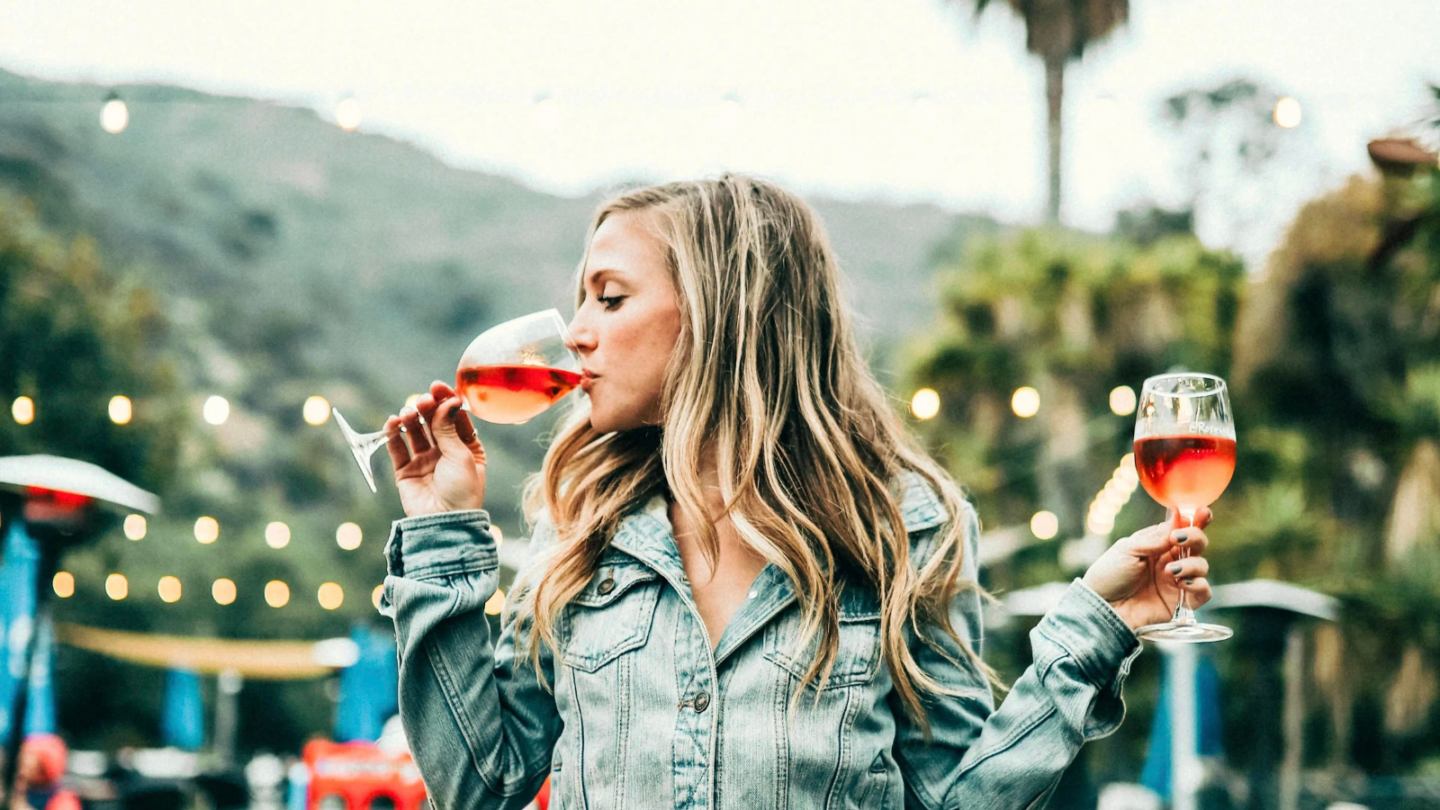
xmin=765 ymin=584 xmax=883 ymax=689
xmin=561 ymin=560 xmax=662 ymax=673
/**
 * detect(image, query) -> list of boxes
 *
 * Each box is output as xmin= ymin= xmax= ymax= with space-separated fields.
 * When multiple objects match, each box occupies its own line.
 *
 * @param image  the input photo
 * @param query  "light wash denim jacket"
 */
xmin=379 ymin=472 xmax=1143 ymax=810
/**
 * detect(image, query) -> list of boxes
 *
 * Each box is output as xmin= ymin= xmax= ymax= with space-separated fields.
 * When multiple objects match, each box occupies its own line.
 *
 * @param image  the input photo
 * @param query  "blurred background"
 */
xmin=0 ymin=1 xmax=1438 ymax=809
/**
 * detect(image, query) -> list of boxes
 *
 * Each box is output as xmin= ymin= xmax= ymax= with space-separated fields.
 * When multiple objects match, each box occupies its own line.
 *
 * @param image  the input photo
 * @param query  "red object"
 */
xmin=42 ymin=790 xmax=82 ymax=810
xmin=1134 ymin=435 xmax=1236 ymax=511
xmin=534 ymin=776 xmax=550 ymax=810
xmin=302 ymin=740 xmax=428 ymax=810
xmin=456 ymin=365 xmax=581 ymax=424
xmin=21 ymin=734 xmax=68 ymax=785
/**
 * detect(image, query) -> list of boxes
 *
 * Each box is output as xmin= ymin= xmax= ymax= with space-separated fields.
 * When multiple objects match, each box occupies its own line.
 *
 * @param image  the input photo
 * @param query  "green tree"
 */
xmin=906 ymin=228 xmax=1243 ymax=569
xmin=961 ymin=0 xmax=1129 ymax=223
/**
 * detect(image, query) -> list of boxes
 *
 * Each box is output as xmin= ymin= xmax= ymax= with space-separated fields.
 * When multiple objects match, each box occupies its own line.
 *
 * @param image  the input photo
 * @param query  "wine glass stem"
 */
xmin=1174 ymin=507 xmax=1197 ymax=624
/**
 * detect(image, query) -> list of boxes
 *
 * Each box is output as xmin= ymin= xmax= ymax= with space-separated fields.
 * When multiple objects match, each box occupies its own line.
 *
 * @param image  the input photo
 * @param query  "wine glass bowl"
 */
xmin=1132 ymin=372 xmax=1236 ymax=643
xmin=333 ymin=308 xmax=582 ymax=492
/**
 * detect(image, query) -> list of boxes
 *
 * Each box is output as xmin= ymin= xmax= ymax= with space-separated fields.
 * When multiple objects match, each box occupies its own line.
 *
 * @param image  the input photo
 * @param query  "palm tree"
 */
xmin=964 ymin=0 xmax=1129 ymax=224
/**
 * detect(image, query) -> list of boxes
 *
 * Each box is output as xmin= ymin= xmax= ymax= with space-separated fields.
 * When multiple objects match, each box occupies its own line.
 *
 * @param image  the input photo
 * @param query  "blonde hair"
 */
xmin=519 ymin=174 xmax=994 ymax=733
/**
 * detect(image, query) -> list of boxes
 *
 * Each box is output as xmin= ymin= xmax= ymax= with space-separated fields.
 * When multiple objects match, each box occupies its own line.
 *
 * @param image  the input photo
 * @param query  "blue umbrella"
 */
xmin=0 ymin=522 xmax=56 ymax=739
xmin=334 ymin=623 xmax=397 ymax=742
xmin=1140 ymin=653 xmax=1224 ymax=799
xmin=163 ymin=667 xmax=205 ymax=751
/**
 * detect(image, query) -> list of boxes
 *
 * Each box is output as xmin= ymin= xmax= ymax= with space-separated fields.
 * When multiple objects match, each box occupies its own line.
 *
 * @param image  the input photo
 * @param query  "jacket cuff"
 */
xmin=384 ymin=509 xmax=496 ymax=580
xmin=1035 ymin=579 xmax=1143 ymax=695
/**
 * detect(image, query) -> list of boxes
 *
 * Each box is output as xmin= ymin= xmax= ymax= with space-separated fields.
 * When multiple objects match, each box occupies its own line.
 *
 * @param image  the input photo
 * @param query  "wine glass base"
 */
xmin=333 ymin=408 xmax=379 ymax=493
xmin=1136 ymin=620 xmax=1232 ymax=643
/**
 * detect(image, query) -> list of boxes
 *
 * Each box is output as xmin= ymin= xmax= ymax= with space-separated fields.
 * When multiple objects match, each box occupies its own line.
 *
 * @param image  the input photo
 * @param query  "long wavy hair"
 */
xmin=518 ymin=174 xmax=995 ymax=733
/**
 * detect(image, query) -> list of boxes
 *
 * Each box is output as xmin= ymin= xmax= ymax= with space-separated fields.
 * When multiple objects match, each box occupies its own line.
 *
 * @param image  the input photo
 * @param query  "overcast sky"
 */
xmin=2 ymin=0 xmax=1437 ymax=266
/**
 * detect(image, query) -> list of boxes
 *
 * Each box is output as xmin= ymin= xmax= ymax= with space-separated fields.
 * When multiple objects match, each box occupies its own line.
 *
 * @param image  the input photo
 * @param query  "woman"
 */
xmin=378 ymin=175 xmax=1213 ymax=809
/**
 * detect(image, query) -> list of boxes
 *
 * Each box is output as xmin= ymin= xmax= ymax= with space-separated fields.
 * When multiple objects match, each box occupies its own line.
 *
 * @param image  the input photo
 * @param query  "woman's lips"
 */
xmin=580 ymin=374 xmax=597 ymax=392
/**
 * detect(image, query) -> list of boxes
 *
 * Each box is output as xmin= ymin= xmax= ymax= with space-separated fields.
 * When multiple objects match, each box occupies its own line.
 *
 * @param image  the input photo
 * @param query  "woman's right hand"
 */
xmin=386 ymin=380 xmax=487 ymax=517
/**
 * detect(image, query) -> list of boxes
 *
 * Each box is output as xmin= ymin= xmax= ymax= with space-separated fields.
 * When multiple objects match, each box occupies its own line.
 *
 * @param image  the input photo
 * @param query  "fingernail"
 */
xmin=1168 ymin=563 xmax=1182 ymax=575
xmin=1173 ymin=530 xmax=1188 ymax=543
xmin=1183 ymin=578 xmax=1194 ymax=585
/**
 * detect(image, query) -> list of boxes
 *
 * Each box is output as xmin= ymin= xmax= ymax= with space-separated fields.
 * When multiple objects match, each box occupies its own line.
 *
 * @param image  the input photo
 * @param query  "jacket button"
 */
xmin=692 ymin=691 xmax=710 ymax=713
xmin=597 ymin=577 xmax=616 ymax=595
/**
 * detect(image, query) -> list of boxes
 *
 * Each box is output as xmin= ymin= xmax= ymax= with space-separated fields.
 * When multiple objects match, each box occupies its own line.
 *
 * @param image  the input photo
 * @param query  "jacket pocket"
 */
xmin=852 ymin=751 xmax=892 ymax=809
xmin=559 ymin=561 xmax=662 ymax=673
xmin=764 ymin=597 xmax=882 ymax=689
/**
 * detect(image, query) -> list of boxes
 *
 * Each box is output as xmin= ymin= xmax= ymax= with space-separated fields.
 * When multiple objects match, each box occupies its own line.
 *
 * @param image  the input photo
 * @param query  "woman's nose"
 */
xmin=567 ymin=312 xmax=596 ymax=353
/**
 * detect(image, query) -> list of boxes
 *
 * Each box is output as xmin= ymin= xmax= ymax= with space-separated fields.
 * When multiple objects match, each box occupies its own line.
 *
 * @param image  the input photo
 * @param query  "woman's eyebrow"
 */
xmin=584 ymin=268 xmax=624 ymax=287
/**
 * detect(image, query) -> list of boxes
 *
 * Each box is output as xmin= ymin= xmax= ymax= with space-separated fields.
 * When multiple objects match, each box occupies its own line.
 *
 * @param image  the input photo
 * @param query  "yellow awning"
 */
xmin=56 ymin=623 xmax=353 ymax=680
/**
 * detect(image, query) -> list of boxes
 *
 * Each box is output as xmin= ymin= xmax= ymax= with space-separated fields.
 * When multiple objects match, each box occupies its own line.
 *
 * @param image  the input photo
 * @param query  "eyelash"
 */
xmin=596 ymin=295 xmax=625 ymax=311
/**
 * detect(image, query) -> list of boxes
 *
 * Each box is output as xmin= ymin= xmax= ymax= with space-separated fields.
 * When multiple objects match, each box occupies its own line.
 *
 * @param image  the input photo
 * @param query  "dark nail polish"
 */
xmin=1168 ymin=563 xmax=1182 ymax=574
xmin=1174 ymin=530 xmax=1188 ymax=543
xmin=1183 ymin=578 xmax=1194 ymax=585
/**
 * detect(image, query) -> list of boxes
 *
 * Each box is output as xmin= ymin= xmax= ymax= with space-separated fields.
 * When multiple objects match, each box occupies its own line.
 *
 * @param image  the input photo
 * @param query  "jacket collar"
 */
xmin=607 ymin=472 xmax=952 ymax=667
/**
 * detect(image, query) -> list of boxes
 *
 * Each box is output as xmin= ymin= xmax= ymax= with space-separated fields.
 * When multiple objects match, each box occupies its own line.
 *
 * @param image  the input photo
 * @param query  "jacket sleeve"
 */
xmin=379 ymin=510 xmax=563 ymax=810
xmin=890 ymin=504 xmax=1143 ymax=810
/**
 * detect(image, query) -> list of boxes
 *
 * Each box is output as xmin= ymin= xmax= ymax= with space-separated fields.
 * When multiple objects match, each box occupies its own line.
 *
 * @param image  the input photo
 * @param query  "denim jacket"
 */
xmin=379 ymin=471 xmax=1143 ymax=810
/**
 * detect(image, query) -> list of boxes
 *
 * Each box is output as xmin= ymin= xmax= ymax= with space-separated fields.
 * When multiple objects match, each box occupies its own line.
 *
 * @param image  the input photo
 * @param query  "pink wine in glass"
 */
xmin=1133 ymin=435 xmax=1237 ymax=511
xmin=457 ymin=364 xmax=582 ymax=425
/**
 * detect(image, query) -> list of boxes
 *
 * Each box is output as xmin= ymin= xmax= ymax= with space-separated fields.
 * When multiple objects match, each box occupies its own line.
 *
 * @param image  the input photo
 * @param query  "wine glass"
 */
xmin=1132 ymin=372 xmax=1236 ymax=642
xmin=333 ymin=309 xmax=582 ymax=492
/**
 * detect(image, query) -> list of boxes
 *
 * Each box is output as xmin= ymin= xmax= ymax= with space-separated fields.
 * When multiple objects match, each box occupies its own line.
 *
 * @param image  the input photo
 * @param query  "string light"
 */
xmin=100 ymin=96 xmax=129 ymax=134
xmin=485 ymin=588 xmax=506 ymax=615
xmin=335 ymin=98 xmax=363 ymax=131
xmin=265 ymin=521 xmax=291 ymax=549
xmin=1011 ymin=387 xmax=1040 ymax=418
xmin=336 ymin=522 xmax=362 ymax=551
xmin=265 ymin=581 xmax=290 ymax=608
xmin=109 ymin=395 xmax=133 ymax=425
xmin=203 ymin=395 xmax=230 ymax=425
xmin=158 ymin=576 xmax=182 ymax=603
xmin=910 ymin=388 xmax=941 ymax=420
xmin=194 ymin=516 xmax=219 ymax=544
xmin=1085 ymin=455 xmax=1140 ymax=536
xmin=1274 ymin=96 xmax=1302 ymax=129
xmin=213 ymin=578 xmax=237 ymax=605
xmin=303 ymin=396 xmax=331 ymax=425
xmin=318 ymin=582 xmax=344 ymax=610
xmin=1030 ymin=511 xmax=1059 ymax=540
xmin=106 ymin=574 xmax=129 ymax=600
xmin=124 ymin=514 xmax=147 ymax=540
xmin=53 ymin=572 xmax=75 ymax=598
xmin=11 ymin=397 xmax=34 ymax=425
xmin=1109 ymin=385 xmax=1137 ymax=416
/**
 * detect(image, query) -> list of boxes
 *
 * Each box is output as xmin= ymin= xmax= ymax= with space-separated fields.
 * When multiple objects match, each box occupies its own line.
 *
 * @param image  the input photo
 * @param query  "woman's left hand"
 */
xmin=1081 ymin=507 xmax=1214 ymax=631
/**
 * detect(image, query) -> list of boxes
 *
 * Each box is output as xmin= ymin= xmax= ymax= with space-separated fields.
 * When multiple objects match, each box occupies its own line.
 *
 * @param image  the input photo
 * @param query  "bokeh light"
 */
xmin=910 ymin=388 xmax=941 ymax=420
xmin=11 ymin=397 xmax=34 ymax=425
xmin=485 ymin=588 xmax=506 ymax=615
xmin=194 ymin=516 xmax=219 ymax=544
xmin=109 ymin=395 xmax=133 ymax=424
xmin=336 ymin=522 xmax=363 ymax=550
xmin=265 ymin=521 xmax=291 ymax=549
xmin=405 ymin=393 xmax=422 ymax=409
xmin=212 ymin=578 xmax=237 ymax=605
xmin=1274 ymin=96 xmax=1302 ymax=128
xmin=1030 ymin=510 xmax=1059 ymax=540
xmin=1011 ymin=387 xmax=1040 ymax=418
xmin=53 ymin=572 xmax=74 ymax=598
xmin=318 ymin=582 xmax=345 ymax=610
xmin=124 ymin=514 xmax=147 ymax=540
xmin=303 ymin=395 xmax=332 ymax=425
xmin=158 ymin=576 xmax=182 ymax=603
xmin=100 ymin=98 xmax=129 ymax=133
xmin=1109 ymin=385 xmax=1137 ymax=416
xmin=106 ymin=573 xmax=128 ymax=600
xmin=265 ymin=580 xmax=290 ymax=608
xmin=372 ymin=584 xmax=384 ymax=610
xmin=203 ymin=395 xmax=230 ymax=425
xmin=336 ymin=98 xmax=363 ymax=131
